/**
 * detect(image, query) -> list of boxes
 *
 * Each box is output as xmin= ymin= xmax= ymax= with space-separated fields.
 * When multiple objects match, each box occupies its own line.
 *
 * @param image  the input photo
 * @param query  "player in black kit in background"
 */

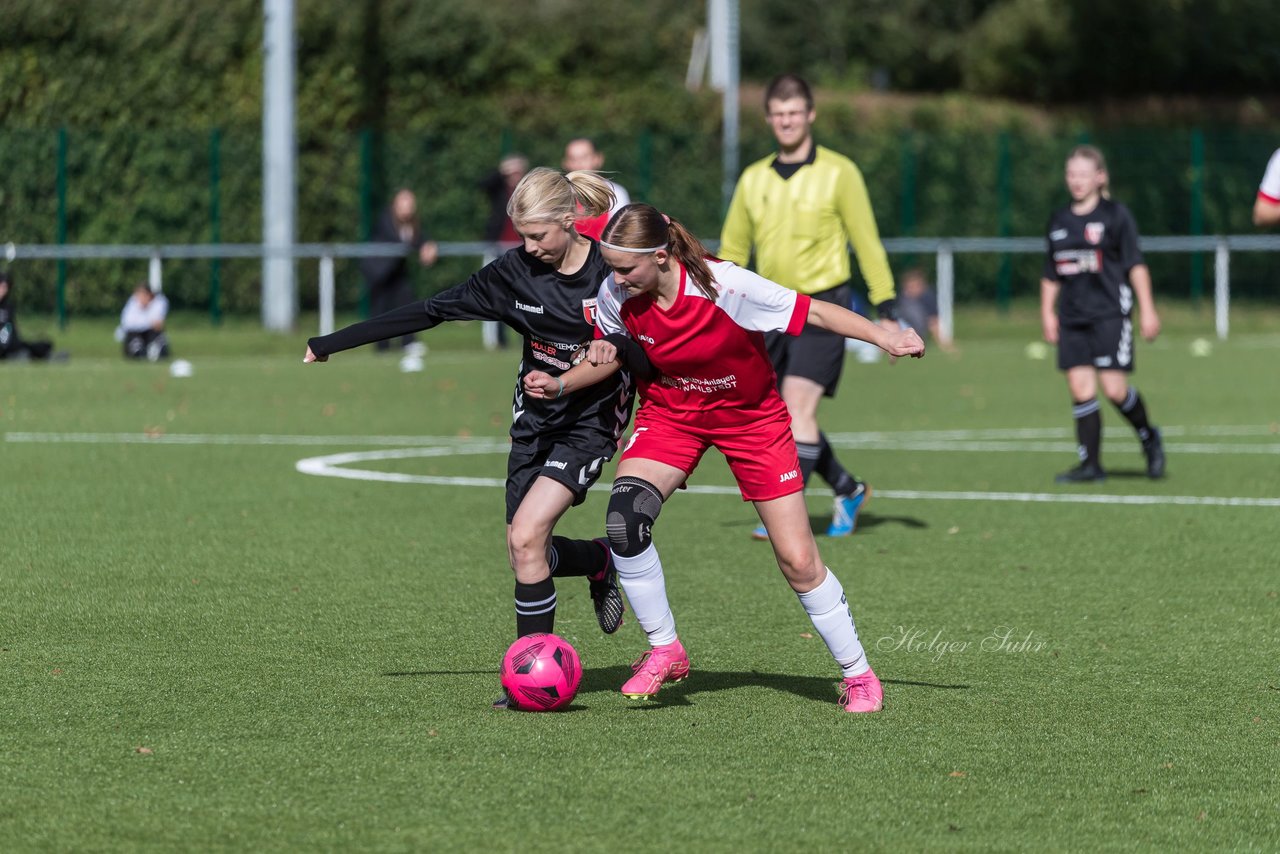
xmin=1040 ymin=145 xmax=1165 ymax=483
xmin=305 ymin=168 xmax=635 ymax=671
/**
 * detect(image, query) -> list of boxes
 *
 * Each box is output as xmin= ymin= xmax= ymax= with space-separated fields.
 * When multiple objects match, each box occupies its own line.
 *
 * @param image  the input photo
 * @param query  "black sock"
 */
xmin=815 ymin=431 xmax=859 ymax=496
xmin=514 ymin=577 xmax=556 ymax=637
xmin=549 ymin=536 xmax=606 ymax=579
xmin=1113 ymin=387 xmax=1153 ymax=442
xmin=1073 ymin=398 xmax=1102 ymax=467
xmin=797 ymin=440 xmax=821 ymax=487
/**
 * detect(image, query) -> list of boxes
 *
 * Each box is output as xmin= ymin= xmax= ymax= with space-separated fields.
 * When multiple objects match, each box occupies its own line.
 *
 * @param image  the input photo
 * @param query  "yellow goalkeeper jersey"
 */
xmin=719 ymin=144 xmax=895 ymax=306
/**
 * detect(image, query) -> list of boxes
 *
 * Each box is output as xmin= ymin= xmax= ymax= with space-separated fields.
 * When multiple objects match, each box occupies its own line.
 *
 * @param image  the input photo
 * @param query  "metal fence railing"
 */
xmin=8 ymin=234 xmax=1280 ymax=340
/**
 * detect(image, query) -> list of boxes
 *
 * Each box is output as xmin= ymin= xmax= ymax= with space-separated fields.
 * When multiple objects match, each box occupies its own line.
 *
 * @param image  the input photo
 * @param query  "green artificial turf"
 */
xmin=2 ymin=307 xmax=1277 ymax=851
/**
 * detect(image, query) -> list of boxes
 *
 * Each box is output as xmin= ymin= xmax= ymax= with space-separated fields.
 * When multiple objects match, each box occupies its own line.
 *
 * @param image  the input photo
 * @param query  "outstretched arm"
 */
xmin=806 ymin=299 xmax=924 ymax=359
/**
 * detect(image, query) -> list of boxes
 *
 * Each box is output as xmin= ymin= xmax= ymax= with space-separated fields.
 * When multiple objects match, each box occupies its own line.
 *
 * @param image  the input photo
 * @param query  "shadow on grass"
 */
xmin=722 ymin=512 xmax=929 ymax=537
xmin=382 ymin=669 xmax=497 ymax=677
xmin=577 ymin=666 xmax=968 ymax=708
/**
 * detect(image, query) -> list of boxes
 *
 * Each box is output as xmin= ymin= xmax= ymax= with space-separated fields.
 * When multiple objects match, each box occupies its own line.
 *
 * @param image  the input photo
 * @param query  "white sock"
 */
xmin=612 ymin=543 xmax=678 ymax=647
xmin=796 ymin=568 xmax=868 ymax=677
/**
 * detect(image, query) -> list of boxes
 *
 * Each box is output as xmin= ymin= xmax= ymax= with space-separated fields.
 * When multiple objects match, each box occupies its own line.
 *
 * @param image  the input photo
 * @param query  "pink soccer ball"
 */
xmin=500 ymin=633 xmax=582 ymax=712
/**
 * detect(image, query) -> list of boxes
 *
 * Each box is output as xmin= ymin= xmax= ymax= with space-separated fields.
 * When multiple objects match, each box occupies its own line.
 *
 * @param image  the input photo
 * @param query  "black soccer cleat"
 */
xmin=1142 ymin=428 xmax=1166 ymax=479
xmin=588 ymin=538 xmax=626 ymax=635
xmin=1055 ymin=462 xmax=1107 ymax=484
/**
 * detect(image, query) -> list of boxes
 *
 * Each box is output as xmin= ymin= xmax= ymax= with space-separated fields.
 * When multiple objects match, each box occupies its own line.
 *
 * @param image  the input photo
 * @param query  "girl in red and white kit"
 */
xmin=524 ymin=203 xmax=924 ymax=713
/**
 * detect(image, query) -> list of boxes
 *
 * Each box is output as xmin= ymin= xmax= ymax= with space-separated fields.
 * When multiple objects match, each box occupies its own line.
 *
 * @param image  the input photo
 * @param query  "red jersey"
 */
xmin=594 ymin=259 xmax=811 ymax=429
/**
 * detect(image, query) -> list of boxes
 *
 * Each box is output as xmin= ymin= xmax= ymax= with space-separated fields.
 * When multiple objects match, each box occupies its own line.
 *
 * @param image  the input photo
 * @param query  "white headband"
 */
xmin=598 ymin=240 xmax=668 ymax=254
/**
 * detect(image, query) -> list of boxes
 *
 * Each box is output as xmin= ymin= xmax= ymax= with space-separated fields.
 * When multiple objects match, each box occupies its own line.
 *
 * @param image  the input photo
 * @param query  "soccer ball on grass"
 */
xmin=500 ymin=633 xmax=581 ymax=712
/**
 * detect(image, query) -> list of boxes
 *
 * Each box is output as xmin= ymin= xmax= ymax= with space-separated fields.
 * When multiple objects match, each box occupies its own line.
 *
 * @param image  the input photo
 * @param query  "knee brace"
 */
xmin=606 ymin=476 xmax=663 ymax=558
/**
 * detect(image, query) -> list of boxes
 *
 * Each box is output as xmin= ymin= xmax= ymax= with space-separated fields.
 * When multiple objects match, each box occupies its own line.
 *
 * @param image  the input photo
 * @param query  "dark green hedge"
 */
xmin=2 ymin=0 xmax=1278 ymax=316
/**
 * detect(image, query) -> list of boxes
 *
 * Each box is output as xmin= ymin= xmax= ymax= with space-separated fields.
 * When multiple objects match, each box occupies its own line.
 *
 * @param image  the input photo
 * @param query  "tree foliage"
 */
xmin=1 ymin=0 xmax=1277 ymax=315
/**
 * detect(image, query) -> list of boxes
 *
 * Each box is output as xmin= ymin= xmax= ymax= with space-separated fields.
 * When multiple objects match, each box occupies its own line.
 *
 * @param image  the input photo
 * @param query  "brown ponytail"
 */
xmin=601 ymin=204 xmax=717 ymax=300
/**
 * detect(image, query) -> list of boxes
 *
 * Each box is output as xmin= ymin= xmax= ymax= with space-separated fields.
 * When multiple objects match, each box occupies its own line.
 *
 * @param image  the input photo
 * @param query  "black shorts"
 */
xmin=764 ymin=284 xmax=852 ymax=398
xmin=504 ymin=429 xmax=619 ymax=523
xmin=1057 ymin=316 xmax=1135 ymax=373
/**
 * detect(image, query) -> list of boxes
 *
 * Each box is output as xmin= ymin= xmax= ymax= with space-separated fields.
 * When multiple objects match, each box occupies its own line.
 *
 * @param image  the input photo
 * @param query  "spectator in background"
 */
xmin=117 ymin=282 xmax=171 ymax=361
xmin=362 ymin=189 xmax=438 ymax=358
xmin=481 ymin=153 xmax=529 ymax=248
xmin=478 ymin=154 xmax=529 ymax=351
xmin=898 ymin=266 xmax=953 ymax=351
xmin=563 ymin=138 xmax=630 ymax=239
xmin=1252 ymin=148 xmax=1280 ymax=227
xmin=0 ymin=271 xmax=55 ymax=361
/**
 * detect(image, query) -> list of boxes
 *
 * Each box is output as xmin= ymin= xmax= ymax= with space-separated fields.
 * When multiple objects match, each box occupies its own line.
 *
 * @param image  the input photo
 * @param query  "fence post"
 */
xmin=319 ymin=254 xmax=335 ymax=335
xmin=1214 ymin=237 xmax=1229 ymax=341
xmin=996 ymin=130 xmax=1012 ymax=314
xmin=149 ymin=253 xmax=163 ymax=293
xmin=936 ymin=241 xmax=954 ymax=344
xmin=56 ymin=127 xmax=68 ymax=329
xmin=209 ymin=128 xmax=223 ymax=325
xmin=358 ymin=127 xmax=374 ymax=318
xmin=1190 ymin=129 xmax=1205 ymax=306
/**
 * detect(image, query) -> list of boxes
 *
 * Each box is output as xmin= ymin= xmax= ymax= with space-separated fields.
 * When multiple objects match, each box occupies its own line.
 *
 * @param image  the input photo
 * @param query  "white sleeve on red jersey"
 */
xmin=704 ymin=260 xmax=811 ymax=336
xmin=1260 ymin=148 xmax=1280 ymax=203
xmin=593 ymin=274 xmax=628 ymax=339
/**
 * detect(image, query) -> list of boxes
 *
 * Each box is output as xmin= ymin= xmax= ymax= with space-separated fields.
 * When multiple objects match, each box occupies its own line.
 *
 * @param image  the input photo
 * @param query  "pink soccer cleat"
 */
xmin=838 ymin=669 xmax=884 ymax=713
xmin=620 ymin=639 xmax=690 ymax=699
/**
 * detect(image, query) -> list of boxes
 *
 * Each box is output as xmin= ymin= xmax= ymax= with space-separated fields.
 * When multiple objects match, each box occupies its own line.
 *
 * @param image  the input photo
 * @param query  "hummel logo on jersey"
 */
xmin=516 ymin=299 xmax=544 ymax=314
xmin=639 ymin=334 xmax=655 ymax=344
xmin=1050 ymin=228 xmax=1068 ymax=241
xmin=544 ymin=460 xmax=567 ymax=470
xmin=779 ymin=469 xmax=799 ymax=483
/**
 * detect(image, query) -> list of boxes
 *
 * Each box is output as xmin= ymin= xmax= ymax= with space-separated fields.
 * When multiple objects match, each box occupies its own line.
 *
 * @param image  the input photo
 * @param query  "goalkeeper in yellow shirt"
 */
xmin=720 ymin=73 xmax=900 ymax=539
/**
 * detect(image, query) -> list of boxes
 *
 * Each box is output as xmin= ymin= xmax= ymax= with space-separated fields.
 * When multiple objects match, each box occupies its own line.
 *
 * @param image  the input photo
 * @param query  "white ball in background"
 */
xmin=1189 ymin=338 xmax=1212 ymax=357
xmin=169 ymin=359 xmax=194 ymax=378
xmin=399 ymin=354 xmax=424 ymax=373
xmin=1024 ymin=341 xmax=1049 ymax=360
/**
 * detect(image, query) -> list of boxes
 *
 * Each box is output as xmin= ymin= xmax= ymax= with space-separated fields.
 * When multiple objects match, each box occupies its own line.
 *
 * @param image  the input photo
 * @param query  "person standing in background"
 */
xmin=563 ymin=138 xmax=630 ymax=240
xmin=1041 ymin=145 xmax=1165 ymax=483
xmin=719 ymin=73 xmax=899 ymax=540
xmin=478 ymin=154 xmax=530 ymax=350
xmin=362 ymin=189 xmax=439 ymax=364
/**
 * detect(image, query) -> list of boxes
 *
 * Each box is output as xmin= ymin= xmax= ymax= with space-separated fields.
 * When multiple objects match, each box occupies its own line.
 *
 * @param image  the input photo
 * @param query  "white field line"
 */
xmin=293 ymin=447 xmax=1280 ymax=509
xmin=8 ymin=429 xmax=1279 ymax=508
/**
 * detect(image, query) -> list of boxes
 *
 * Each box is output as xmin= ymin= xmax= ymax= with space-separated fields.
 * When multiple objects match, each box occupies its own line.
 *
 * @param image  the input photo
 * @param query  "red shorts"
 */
xmin=620 ymin=406 xmax=802 ymax=502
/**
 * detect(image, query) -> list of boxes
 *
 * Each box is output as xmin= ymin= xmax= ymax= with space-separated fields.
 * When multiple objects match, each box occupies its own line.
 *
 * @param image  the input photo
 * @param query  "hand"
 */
xmin=522 ymin=369 xmax=562 ymax=399
xmin=303 ymin=346 xmax=327 ymax=363
xmin=883 ymin=326 xmax=926 ymax=359
xmin=586 ymin=339 xmax=618 ymax=366
xmin=877 ymin=318 xmax=901 ymax=364
xmin=1140 ymin=309 xmax=1161 ymax=342
xmin=1042 ymin=315 xmax=1059 ymax=345
xmin=419 ymin=241 xmax=439 ymax=267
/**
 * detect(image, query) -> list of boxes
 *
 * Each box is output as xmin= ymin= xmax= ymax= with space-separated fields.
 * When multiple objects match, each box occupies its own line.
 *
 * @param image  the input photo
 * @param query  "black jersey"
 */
xmin=1042 ymin=198 xmax=1144 ymax=325
xmin=307 ymin=243 xmax=634 ymax=444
